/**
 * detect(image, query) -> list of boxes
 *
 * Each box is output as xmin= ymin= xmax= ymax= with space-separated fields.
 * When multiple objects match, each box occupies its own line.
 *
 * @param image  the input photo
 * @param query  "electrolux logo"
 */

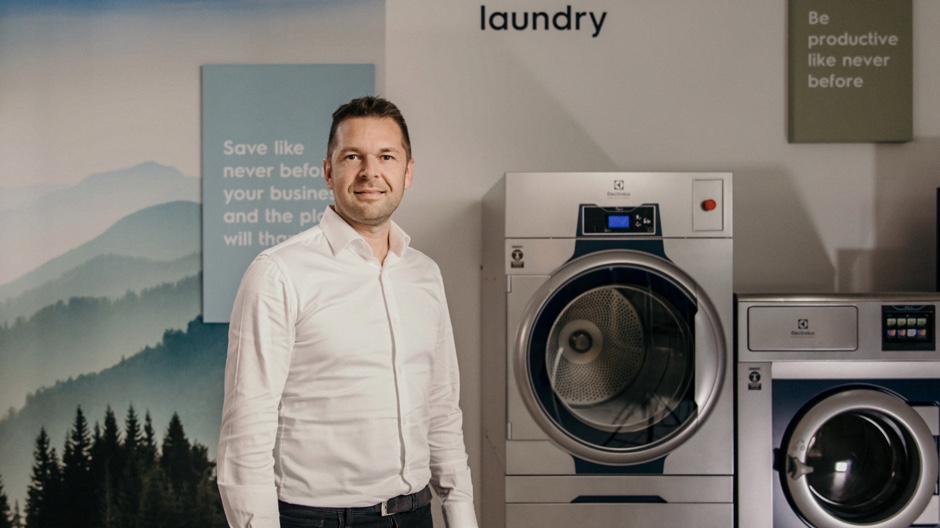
xmin=607 ymin=180 xmax=631 ymax=199
xmin=791 ymin=318 xmax=815 ymax=337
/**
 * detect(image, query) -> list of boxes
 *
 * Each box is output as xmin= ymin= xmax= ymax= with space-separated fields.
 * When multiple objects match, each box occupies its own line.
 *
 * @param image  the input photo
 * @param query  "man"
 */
xmin=217 ymin=96 xmax=478 ymax=528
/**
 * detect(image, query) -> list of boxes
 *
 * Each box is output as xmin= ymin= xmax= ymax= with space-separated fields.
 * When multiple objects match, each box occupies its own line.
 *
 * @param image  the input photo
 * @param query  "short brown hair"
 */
xmin=327 ymin=96 xmax=411 ymax=160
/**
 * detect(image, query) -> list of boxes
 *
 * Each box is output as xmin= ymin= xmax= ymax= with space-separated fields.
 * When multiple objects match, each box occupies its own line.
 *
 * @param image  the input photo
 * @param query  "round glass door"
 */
xmin=780 ymin=388 xmax=938 ymax=528
xmin=514 ymin=250 xmax=726 ymax=465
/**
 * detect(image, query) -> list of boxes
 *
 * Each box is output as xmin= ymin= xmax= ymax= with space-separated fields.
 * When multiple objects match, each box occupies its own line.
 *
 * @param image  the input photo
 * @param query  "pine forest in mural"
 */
xmin=0 ymin=164 xmax=228 ymax=527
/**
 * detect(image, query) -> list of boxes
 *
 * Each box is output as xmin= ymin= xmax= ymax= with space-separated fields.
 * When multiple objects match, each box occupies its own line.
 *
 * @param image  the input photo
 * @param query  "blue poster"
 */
xmin=202 ymin=64 xmax=375 ymax=322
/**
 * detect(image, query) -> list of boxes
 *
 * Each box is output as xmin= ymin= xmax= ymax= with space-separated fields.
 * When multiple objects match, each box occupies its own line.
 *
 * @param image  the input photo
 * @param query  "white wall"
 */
xmin=384 ymin=0 xmax=940 ymax=517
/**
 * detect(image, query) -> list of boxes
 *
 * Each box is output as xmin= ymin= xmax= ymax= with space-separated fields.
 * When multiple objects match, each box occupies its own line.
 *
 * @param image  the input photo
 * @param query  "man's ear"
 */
xmin=323 ymin=158 xmax=334 ymax=189
xmin=404 ymin=157 xmax=414 ymax=190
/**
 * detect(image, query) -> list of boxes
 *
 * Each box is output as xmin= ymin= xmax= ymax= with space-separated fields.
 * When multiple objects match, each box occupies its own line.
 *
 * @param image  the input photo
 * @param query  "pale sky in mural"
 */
xmin=0 ymin=0 xmax=384 ymax=187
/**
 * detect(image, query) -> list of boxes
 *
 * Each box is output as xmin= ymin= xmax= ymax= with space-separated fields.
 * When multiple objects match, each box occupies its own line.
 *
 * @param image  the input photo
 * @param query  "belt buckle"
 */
xmin=380 ymin=500 xmax=391 ymax=517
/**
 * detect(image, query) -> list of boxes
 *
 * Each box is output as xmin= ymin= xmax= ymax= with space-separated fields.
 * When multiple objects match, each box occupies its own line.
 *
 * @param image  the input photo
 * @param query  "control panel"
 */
xmin=581 ymin=205 xmax=657 ymax=235
xmin=883 ymin=305 xmax=935 ymax=351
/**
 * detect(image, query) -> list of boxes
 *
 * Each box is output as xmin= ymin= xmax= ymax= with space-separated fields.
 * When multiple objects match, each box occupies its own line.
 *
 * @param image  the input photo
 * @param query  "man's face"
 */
xmin=324 ymin=116 xmax=414 ymax=232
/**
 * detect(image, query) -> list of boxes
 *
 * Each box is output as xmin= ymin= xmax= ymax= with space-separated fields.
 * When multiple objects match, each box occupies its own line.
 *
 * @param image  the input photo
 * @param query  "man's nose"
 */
xmin=359 ymin=156 xmax=379 ymax=178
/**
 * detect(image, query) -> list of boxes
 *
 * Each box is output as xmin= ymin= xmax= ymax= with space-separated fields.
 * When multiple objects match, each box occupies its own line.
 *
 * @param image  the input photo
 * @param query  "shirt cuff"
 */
xmin=218 ymin=482 xmax=280 ymax=528
xmin=442 ymin=500 xmax=479 ymax=528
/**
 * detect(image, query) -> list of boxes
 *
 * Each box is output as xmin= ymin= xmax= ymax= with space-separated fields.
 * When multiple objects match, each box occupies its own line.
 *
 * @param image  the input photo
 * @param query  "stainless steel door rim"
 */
xmin=782 ymin=388 xmax=939 ymax=528
xmin=514 ymin=249 xmax=726 ymax=465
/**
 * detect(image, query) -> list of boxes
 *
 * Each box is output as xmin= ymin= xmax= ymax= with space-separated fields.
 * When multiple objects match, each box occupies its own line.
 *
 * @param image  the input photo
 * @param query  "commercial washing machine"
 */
xmin=737 ymin=293 xmax=940 ymax=528
xmin=481 ymin=172 xmax=734 ymax=528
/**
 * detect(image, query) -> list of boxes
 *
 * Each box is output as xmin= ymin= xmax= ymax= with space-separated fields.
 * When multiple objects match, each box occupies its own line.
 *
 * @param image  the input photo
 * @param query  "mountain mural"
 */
xmin=0 ymin=164 xmax=213 ymax=512
xmin=0 ymin=316 xmax=228 ymax=513
xmin=0 ymin=273 xmax=201 ymax=415
xmin=0 ymin=198 xmax=204 ymax=414
xmin=0 ymin=162 xmax=199 ymax=287
xmin=0 ymin=200 xmax=202 ymax=324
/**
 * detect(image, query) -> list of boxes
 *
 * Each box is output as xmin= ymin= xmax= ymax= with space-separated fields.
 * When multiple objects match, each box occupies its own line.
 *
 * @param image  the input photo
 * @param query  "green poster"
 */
xmin=788 ymin=0 xmax=912 ymax=143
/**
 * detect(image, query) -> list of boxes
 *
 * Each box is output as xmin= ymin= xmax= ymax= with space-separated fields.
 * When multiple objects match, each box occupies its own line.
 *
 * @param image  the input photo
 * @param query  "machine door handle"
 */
xmin=787 ymin=456 xmax=814 ymax=481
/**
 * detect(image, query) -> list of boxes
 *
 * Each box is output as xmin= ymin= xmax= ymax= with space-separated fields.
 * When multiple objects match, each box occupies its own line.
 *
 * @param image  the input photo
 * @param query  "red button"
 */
xmin=702 ymin=199 xmax=718 ymax=211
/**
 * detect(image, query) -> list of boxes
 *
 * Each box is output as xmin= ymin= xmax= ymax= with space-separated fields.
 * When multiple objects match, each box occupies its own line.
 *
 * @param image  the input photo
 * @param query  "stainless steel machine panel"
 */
xmin=736 ymin=293 xmax=940 ymax=528
xmin=747 ymin=305 xmax=858 ymax=351
xmin=483 ymin=172 xmax=734 ymax=528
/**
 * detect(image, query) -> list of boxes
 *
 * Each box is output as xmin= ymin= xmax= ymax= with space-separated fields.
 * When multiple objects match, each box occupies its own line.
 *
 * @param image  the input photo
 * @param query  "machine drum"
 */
xmin=544 ymin=285 xmax=694 ymax=433
xmin=547 ymin=287 xmax=645 ymax=406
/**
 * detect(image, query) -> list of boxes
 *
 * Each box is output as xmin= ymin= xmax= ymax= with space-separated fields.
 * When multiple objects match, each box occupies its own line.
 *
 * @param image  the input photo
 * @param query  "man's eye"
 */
xmin=381 ymin=155 xmax=394 ymax=161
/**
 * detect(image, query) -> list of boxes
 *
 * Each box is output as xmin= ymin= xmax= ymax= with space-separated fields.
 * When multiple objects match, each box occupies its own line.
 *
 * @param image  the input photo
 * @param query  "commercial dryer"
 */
xmin=737 ymin=293 xmax=940 ymax=528
xmin=481 ymin=172 xmax=734 ymax=528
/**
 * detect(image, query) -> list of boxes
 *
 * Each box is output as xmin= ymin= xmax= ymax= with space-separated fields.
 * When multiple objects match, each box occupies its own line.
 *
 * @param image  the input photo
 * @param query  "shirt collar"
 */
xmin=320 ymin=206 xmax=411 ymax=261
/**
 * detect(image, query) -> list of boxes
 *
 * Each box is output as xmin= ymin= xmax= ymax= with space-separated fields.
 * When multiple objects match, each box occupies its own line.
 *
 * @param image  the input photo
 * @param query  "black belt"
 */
xmin=279 ymin=486 xmax=432 ymax=518
xmin=376 ymin=486 xmax=432 ymax=516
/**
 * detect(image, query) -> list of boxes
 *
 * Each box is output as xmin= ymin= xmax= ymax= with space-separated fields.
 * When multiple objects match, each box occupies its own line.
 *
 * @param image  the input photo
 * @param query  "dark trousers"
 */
xmin=278 ymin=501 xmax=434 ymax=528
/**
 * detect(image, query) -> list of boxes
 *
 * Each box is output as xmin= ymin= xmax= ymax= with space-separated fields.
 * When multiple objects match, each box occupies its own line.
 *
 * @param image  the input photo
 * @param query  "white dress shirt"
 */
xmin=217 ymin=206 xmax=477 ymax=527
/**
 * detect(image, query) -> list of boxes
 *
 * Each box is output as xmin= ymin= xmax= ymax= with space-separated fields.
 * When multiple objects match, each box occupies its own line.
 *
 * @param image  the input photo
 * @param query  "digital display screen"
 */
xmin=582 ymin=205 xmax=656 ymax=235
xmin=882 ymin=305 xmax=936 ymax=351
xmin=608 ymin=215 xmax=631 ymax=229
